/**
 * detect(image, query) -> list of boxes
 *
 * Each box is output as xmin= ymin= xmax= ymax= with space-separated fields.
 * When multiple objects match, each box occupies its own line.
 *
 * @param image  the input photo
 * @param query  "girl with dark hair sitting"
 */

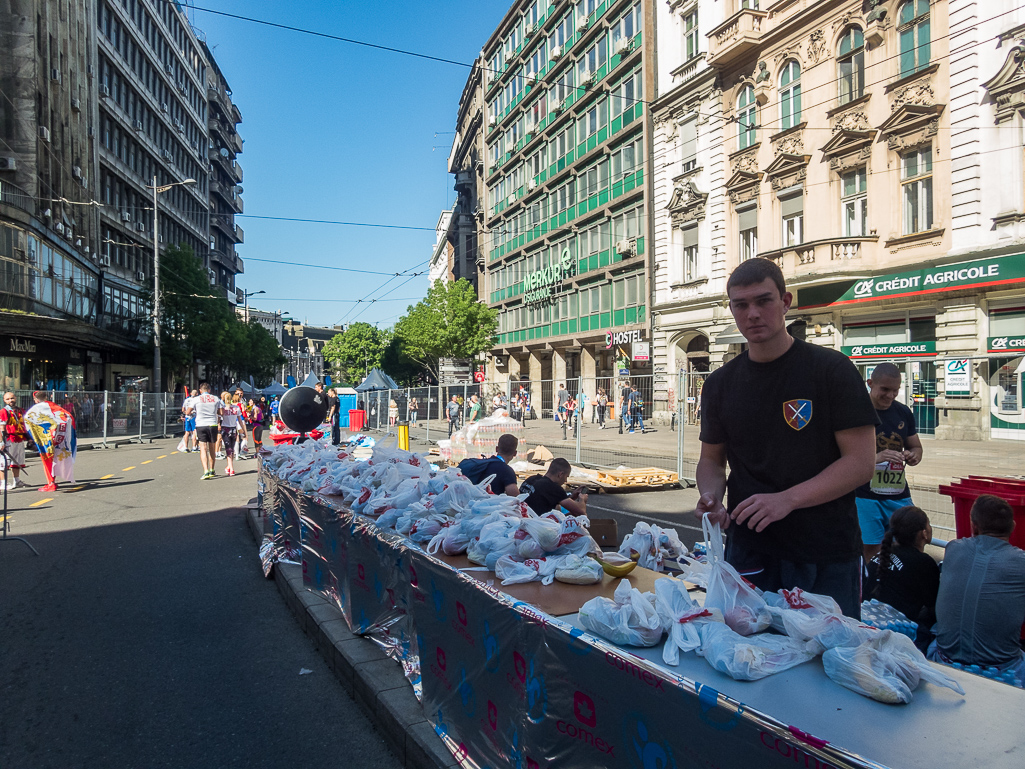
xmin=865 ymin=505 xmax=940 ymax=651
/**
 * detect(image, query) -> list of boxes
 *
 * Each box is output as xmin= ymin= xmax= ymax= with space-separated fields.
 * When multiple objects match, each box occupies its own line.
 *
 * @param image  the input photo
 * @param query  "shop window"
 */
xmin=901 ymin=147 xmax=933 ymax=235
xmin=779 ymin=60 xmax=801 ymax=130
xmin=991 ymin=307 xmax=1025 ymax=336
xmin=737 ymin=85 xmax=756 ymax=149
xmin=898 ymin=0 xmax=930 ymax=78
xmin=737 ymin=204 xmax=757 ymax=260
xmin=841 ymin=167 xmax=867 ymax=237
xmin=779 ymin=188 xmax=804 ymax=247
xmin=837 ymin=27 xmax=865 ymax=105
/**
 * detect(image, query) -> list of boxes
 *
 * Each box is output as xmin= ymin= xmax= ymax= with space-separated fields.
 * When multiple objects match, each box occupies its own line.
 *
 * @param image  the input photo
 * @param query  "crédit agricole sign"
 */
xmin=823 ymin=254 xmax=1025 ymax=307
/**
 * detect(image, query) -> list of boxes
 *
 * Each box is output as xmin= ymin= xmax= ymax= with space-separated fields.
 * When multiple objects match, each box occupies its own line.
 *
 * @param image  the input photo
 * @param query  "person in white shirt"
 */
xmin=181 ymin=391 xmax=198 ymax=452
xmin=185 ymin=382 xmax=225 ymax=479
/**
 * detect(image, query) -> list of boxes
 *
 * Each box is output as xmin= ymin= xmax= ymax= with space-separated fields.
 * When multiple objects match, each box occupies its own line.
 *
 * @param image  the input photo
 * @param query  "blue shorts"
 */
xmin=856 ymin=497 xmax=912 ymax=546
xmin=184 ymin=416 xmax=196 ymax=432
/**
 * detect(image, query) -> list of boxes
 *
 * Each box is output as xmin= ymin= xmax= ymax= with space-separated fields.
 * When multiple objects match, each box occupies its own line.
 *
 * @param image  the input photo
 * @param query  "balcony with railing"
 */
xmin=706 ymin=9 xmax=768 ymax=67
xmin=760 ymin=236 xmax=879 ymax=279
xmin=0 ymin=181 xmax=36 ymax=216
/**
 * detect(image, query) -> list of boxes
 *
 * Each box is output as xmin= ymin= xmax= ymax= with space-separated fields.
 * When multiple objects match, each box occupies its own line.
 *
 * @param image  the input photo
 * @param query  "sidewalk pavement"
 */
xmin=246 ymin=505 xmax=457 ymax=769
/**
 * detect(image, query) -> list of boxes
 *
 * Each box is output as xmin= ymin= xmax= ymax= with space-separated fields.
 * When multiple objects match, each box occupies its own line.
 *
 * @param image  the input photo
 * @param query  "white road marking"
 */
xmin=585 ymin=502 xmax=703 ymax=534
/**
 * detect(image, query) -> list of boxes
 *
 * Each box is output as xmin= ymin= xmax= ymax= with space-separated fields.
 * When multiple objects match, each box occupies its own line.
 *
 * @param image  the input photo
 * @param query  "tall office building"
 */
xmin=0 ymin=0 xmax=243 ymax=391
xmin=480 ymin=0 xmax=655 ymax=407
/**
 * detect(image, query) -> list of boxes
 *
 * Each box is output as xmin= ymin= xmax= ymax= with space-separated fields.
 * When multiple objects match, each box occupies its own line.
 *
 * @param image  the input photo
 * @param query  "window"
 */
xmin=738 ymin=205 xmax=757 ymax=260
xmin=837 ymin=27 xmax=865 ymax=105
xmin=779 ymin=190 xmax=804 ymax=247
xmin=737 ymin=85 xmax=756 ymax=149
xmin=898 ymin=0 xmax=930 ymax=78
xmin=613 ymin=273 xmax=643 ymax=309
xmin=741 ymin=0 xmax=759 ymax=9
xmin=683 ymin=226 xmax=698 ymax=282
xmin=680 ymin=117 xmax=697 ymax=173
xmin=841 ymin=167 xmax=867 ymax=236
xmin=684 ymin=11 xmax=699 ymax=60
xmin=901 ymin=148 xmax=933 ymax=234
xmin=779 ymin=60 xmax=801 ymax=130
xmin=611 ymin=134 xmax=642 ymax=178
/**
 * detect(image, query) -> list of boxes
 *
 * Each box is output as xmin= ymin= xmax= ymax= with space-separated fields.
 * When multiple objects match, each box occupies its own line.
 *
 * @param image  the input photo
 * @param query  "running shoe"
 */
xmin=201 ymin=470 xmax=213 ymax=480
xmin=14 ymin=479 xmax=28 ymax=488
xmin=40 ymin=483 xmax=58 ymax=492
xmin=226 ymin=468 xmax=235 ymax=476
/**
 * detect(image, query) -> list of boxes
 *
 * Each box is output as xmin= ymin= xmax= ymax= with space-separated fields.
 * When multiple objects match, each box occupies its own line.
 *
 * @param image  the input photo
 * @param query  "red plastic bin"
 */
xmin=348 ymin=409 xmax=366 ymax=432
xmin=938 ymin=480 xmax=1025 ymax=550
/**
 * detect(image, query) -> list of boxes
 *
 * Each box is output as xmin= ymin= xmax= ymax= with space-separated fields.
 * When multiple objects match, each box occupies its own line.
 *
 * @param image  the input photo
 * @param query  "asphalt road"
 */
xmin=0 ymin=439 xmax=400 ymax=769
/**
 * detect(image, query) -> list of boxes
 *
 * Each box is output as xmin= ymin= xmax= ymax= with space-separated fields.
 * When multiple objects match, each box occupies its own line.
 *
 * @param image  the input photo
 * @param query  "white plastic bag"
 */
xmin=495 ymin=555 xmax=564 ymax=586
xmin=618 ymin=521 xmax=688 ymax=572
xmin=176 ymin=437 xmax=187 ymax=453
xmin=554 ymin=554 xmax=603 ymax=585
xmin=654 ymin=578 xmax=723 ymax=666
xmin=578 ymin=579 xmax=663 ymax=647
xmin=697 ymin=623 xmax=816 ymax=681
xmin=702 ymin=515 xmax=772 ymax=635
xmin=822 ymin=631 xmax=965 ymax=704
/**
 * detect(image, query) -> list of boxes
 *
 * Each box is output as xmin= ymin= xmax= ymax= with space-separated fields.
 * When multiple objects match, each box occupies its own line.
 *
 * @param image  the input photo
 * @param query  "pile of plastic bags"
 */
xmin=262 ymin=439 xmax=603 ymax=586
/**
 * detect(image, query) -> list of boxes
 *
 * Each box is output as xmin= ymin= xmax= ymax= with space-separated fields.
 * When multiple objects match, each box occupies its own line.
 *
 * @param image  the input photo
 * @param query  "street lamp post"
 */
xmin=149 ymin=175 xmax=196 ymax=393
xmin=242 ymin=289 xmax=265 ymax=323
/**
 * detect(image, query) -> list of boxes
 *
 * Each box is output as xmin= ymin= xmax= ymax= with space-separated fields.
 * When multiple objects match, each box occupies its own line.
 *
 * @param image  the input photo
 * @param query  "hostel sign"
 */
xmin=831 ymin=255 xmax=1025 ymax=306
xmin=523 ymin=249 xmax=574 ymax=305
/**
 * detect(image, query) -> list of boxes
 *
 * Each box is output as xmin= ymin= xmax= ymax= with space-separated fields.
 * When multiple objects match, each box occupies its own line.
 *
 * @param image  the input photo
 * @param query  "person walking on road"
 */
xmin=181 ymin=388 xmax=198 ymax=452
xmin=219 ymin=391 xmax=240 ymax=476
xmin=627 ymin=385 xmax=645 ymax=433
xmin=596 ymin=388 xmax=608 ymax=429
xmin=557 ymin=384 xmax=570 ymax=425
xmin=23 ymin=391 xmax=77 ymax=492
xmin=694 ymin=258 xmax=877 ymax=618
xmin=563 ymin=394 xmax=577 ymax=439
xmin=408 ymin=396 xmax=419 ymax=427
xmin=0 ymin=392 xmax=29 ymax=490
xmin=233 ymin=389 xmax=249 ymax=459
xmin=447 ymin=395 xmax=461 ymax=437
xmin=855 ymin=362 xmax=924 ymax=565
xmin=186 ymin=382 xmax=225 ymax=480
xmin=468 ymin=394 xmax=482 ymax=424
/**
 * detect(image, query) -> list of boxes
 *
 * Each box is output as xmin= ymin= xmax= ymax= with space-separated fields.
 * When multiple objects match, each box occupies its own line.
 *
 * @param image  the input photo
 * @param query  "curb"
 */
xmin=245 ymin=503 xmax=457 ymax=769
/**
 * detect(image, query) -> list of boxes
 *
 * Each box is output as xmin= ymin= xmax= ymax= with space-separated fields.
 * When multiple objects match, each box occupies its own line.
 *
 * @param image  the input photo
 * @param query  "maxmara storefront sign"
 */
xmin=523 ymin=249 xmax=574 ymax=305
xmin=842 ymin=342 xmax=937 ymax=359
xmin=987 ymin=336 xmax=1025 ymax=354
xmin=832 ymin=254 xmax=1025 ymax=306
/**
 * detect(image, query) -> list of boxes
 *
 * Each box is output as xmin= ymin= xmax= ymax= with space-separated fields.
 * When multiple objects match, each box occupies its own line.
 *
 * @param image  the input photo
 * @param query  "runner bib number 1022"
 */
xmin=870 ymin=461 xmax=906 ymax=496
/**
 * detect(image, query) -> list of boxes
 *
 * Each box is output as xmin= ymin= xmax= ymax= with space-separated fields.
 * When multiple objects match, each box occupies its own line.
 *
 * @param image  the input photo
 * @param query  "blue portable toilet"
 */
xmin=336 ymin=387 xmax=358 ymax=427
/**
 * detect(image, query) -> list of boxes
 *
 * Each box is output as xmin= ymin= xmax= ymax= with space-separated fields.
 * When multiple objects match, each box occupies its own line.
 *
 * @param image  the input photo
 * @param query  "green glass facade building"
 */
xmin=481 ymin=0 xmax=654 ymax=387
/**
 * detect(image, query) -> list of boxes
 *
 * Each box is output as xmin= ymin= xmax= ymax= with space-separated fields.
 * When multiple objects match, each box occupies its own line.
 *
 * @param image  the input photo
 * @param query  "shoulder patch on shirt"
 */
xmin=783 ymin=399 xmax=813 ymax=431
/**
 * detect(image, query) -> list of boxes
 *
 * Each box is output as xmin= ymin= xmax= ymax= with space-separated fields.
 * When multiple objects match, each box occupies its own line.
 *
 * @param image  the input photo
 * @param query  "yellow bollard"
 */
xmin=397 ymin=421 xmax=409 ymax=452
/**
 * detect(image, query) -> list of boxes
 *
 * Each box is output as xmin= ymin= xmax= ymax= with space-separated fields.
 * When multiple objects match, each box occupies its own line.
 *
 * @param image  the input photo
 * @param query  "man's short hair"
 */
xmin=32 ymin=390 xmax=45 ymax=402
xmin=548 ymin=457 xmax=571 ymax=476
xmin=199 ymin=381 xmax=211 ymax=392
xmin=870 ymin=362 xmax=902 ymax=381
xmin=497 ymin=433 xmax=518 ymax=456
xmin=726 ymin=257 xmax=786 ymax=298
xmin=971 ymin=494 xmax=1015 ymax=537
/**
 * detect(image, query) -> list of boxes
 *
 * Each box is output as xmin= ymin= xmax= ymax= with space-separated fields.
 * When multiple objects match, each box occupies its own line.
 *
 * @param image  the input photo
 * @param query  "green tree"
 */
xmin=321 ymin=322 xmax=389 ymax=383
xmin=392 ymin=279 xmax=498 ymax=380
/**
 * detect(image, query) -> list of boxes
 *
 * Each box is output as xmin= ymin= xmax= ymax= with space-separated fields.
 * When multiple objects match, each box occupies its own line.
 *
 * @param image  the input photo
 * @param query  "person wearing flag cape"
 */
xmin=24 ymin=391 xmax=77 ymax=492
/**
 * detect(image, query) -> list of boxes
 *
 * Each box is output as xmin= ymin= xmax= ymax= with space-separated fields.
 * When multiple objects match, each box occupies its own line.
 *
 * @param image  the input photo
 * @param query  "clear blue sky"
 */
xmin=185 ymin=1 xmax=508 ymax=328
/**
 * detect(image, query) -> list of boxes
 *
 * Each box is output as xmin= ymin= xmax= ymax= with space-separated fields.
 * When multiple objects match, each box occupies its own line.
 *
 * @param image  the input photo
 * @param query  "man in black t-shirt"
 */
xmin=855 ymin=362 xmax=924 ymax=563
xmin=695 ymin=259 xmax=877 ymax=618
xmin=520 ymin=457 xmax=588 ymax=515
